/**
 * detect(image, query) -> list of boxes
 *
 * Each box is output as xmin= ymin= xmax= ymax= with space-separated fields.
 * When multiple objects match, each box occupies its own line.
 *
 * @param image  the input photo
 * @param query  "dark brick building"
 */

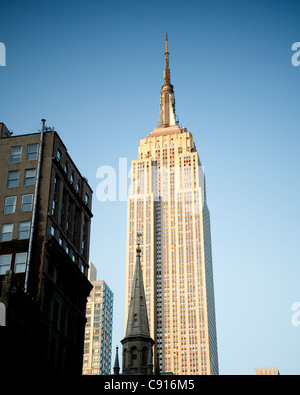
xmin=0 ymin=120 xmax=93 ymax=375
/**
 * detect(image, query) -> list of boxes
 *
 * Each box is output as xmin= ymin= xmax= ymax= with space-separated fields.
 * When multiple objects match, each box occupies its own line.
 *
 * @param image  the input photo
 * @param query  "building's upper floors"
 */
xmin=0 ymin=124 xmax=93 ymax=277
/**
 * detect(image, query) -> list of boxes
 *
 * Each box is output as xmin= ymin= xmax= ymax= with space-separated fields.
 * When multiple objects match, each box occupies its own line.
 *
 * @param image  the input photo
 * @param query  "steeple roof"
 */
xmin=113 ymin=346 xmax=120 ymax=375
xmin=124 ymin=242 xmax=151 ymax=338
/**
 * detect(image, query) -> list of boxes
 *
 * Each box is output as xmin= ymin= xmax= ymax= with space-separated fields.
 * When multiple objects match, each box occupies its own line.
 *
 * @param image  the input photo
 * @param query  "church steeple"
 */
xmin=113 ymin=346 xmax=120 ymax=375
xmin=157 ymin=34 xmax=178 ymax=128
xmin=120 ymin=238 xmax=155 ymax=375
xmin=124 ymin=242 xmax=150 ymax=338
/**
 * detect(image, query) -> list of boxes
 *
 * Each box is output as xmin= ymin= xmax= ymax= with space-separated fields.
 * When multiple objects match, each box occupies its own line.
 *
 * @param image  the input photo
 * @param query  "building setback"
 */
xmin=0 ymin=120 xmax=93 ymax=375
xmin=125 ymin=37 xmax=219 ymax=375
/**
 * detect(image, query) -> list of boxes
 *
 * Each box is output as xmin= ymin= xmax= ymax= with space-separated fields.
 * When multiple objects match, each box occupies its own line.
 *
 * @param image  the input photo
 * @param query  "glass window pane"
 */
xmin=24 ymin=169 xmax=36 ymax=185
xmin=10 ymin=146 xmax=22 ymax=162
xmin=1 ymin=223 xmax=13 ymax=241
xmin=0 ymin=254 xmax=12 ymax=274
xmin=4 ymin=196 xmax=16 ymax=214
xmin=18 ymin=221 xmax=30 ymax=240
xmin=27 ymin=144 xmax=38 ymax=160
xmin=7 ymin=171 xmax=19 ymax=187
xmin=14 ymin=252 xmax=27 ymax=273
xmin=21 ymin=194 xmax=33 ymax=212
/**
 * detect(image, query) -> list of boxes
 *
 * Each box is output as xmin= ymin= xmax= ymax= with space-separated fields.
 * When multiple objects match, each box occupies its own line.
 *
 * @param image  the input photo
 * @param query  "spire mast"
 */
xmin=164 ymin=33 xmax=170 ymax=85
xmin=156 ymin=33 xmax=178 ymax=129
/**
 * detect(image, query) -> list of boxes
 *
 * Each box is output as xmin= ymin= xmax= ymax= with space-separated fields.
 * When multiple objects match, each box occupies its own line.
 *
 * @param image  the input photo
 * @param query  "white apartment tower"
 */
xmin=83 ymin=264 xmax=114 ymax=375
xmin=125 ymin=37 xmax=218 ymax=375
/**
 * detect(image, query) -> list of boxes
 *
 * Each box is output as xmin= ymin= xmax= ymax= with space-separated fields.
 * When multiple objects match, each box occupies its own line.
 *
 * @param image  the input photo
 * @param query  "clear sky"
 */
xmin=1 ymin=0 xmax=300 ymax=375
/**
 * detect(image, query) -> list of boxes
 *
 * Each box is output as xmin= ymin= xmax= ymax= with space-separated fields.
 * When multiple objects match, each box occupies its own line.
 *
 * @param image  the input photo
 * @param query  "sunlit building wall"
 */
xmin=83 ymin=278 xmax=113 ymax=375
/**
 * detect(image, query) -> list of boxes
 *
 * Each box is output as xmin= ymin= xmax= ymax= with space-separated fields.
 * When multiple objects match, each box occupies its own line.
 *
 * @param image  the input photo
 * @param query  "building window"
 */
xmin=64 ymin=163 xmax=68 ymax=174
xmin=0 ymin=254 xmax=12 ymax=274
xmin=76 ymin=183 xmax=80 ymax=194
xmin=21 ymin=194 xmax=33 ymax=212
xmin=57 ymin=149 xmax=61 ymax=162
xmin=27 ymin=144 xmax=38 ymax=160
xmin=7 ymin=171 xmax=19 ymax=187
xmin=70 ymin=173 xmax=74 ymax=185
xmin=51 ymin=200 xmax=56 ymax=216
xmin=53 ymin=175 xmax=58 ymax=192
xmin=50 ymin=225 xmax=55 ymax=236
xmin=131 ymin=347 xmax=138 ymax=367
xmin=14 ymin=252 xmax=27 ymax=273
xmin=142 ymin=347 xmax=148 ymax=366
xmin=18 ymin=221 xmax=31 ymax=240
xmin=4 ymin=196 xmax=16 ymax=214
xmin=1 ymin=223 xmax=13 ymax=241
xmin=24 ymin=169 xmax=36 ymax=186
xmin=10 ymin=146 xmax=22 ymax=162
xmin=85 ymin=193 xmax=89 ymax=205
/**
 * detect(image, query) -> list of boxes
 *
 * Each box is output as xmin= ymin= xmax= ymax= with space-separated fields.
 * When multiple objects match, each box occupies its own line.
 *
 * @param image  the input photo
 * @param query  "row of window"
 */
xmin=3 ymin=194 xmax=33 ymax=214
xmin=56 ymin=150 xmax=90 ymax=206
xmin=1 ymin=221 xmax=31 ymax=242
xmin=10 ymin=144 xmax=38 ymax=163
xmin=7 ymin=169 xmax=36 ymax=188
xmin=0 ymin=252 xmax=27 ymax=274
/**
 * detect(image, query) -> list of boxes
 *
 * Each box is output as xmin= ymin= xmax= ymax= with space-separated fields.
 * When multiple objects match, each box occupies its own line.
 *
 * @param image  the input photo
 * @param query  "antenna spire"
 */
xmin=157 ymin=34 xmax=178 ymax=128
xmin=164 ymin=33 xmax=170 ymax=85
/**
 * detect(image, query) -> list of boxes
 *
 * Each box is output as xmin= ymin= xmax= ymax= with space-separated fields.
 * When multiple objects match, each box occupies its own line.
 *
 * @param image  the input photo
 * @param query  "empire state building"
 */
xmin=125 ymin=36 xmax=218 ymax=375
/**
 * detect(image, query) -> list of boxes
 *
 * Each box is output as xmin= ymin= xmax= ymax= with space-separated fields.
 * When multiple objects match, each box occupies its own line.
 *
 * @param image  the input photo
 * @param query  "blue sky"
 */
xmin=1 ymin=0 xmax=300 ymax=375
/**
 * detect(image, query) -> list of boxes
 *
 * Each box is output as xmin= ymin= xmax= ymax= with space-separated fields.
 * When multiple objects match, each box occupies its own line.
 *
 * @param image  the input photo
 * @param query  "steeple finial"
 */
xmin=113 ymin=346 xmax=120 ymax=375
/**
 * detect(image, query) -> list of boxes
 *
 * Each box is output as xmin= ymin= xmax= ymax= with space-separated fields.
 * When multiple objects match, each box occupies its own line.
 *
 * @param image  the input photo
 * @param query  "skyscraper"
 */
xmin=83 ymin=263 xmax=114 ymax=375
xmin=125 ymin=37 xmax=219 ymax=375
xmin=0 ymin=120 xmax=93 ymax=375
